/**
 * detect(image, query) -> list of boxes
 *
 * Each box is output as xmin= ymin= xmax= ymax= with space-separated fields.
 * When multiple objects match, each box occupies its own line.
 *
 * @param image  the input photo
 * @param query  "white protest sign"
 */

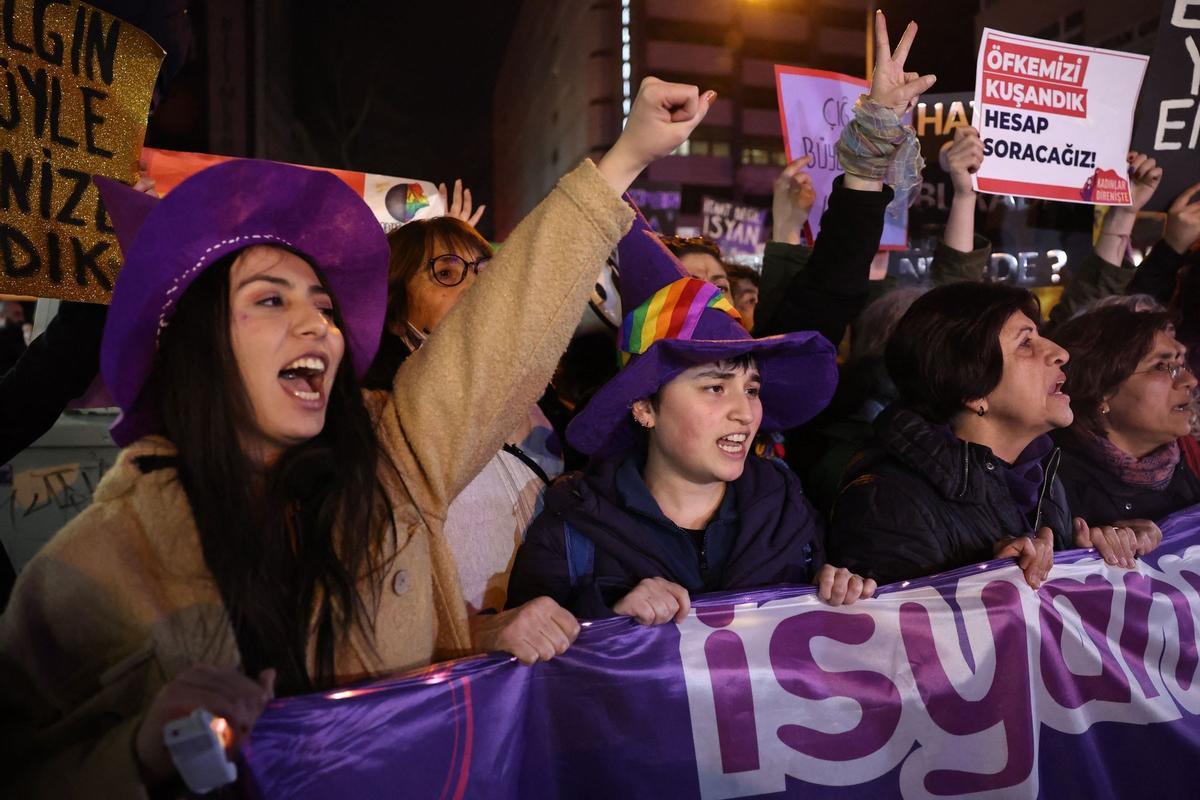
xmin=973 ymin=29 xmax=1149 ymax=205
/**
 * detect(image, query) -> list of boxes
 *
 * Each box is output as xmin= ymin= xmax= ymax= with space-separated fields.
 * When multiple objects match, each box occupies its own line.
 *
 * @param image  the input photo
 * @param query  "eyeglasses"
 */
xmin=1133 ymin=361 xmax=1194 ymax=382
xmin=427 ymin=253 xmax=491 ymax=287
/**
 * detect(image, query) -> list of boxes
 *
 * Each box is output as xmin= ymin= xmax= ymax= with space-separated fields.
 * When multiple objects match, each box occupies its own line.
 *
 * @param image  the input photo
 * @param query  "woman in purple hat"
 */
xmin=0 ymin=77 xmax=716 ymax=794
xmin=505 ymin=205 xmax=880 ymax=624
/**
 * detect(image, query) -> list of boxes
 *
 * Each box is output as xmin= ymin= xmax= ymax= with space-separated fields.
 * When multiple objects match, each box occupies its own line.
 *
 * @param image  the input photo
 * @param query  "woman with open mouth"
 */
xmin=505 ymin=205 xmax=876 ymax=625
xmin=829 ymin=282 xmax=1078 ymax=589
xmin=0 ymin=77 xmax=716 ymax=795
xmin=1048 ymin=305 xmax=1197 ymax=561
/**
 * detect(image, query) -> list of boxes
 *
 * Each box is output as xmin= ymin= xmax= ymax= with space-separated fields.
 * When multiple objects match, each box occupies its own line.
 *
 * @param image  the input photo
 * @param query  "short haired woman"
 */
xmin=506 ymin=208 xmax=876 ymax=624
xmin=829 ymin=282 xmax=1073 ymax=587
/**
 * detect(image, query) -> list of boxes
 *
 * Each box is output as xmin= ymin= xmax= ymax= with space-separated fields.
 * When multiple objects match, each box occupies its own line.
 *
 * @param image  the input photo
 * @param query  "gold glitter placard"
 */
xmin=0 ymin=0 xmax=164 ymax=303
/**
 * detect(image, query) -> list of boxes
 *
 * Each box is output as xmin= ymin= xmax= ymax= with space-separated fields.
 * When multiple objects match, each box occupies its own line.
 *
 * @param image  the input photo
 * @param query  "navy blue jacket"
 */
xmin=506 ymin=453 xmax=825 ymax=618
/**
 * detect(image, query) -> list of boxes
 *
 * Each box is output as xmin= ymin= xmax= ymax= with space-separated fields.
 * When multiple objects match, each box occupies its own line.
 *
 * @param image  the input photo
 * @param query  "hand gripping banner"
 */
xmin=243 ymin=504 xmax=1200 ymax=799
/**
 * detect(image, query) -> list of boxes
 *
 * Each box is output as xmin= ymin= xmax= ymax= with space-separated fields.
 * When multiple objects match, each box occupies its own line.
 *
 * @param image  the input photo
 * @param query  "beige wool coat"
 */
xmin=0 ymin=160 xmax=633 ymax=798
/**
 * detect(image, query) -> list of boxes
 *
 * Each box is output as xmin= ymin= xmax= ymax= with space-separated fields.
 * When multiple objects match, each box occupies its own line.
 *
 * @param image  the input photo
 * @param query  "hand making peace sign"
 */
xmin=869 ymin=11 xmax=937 ymax=116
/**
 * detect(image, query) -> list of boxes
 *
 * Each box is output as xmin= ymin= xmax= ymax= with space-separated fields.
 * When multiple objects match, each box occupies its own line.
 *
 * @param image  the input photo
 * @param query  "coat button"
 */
xmin=1124 ymin=502 xmax=1133 ymax=511
xmin=392 ymin=570 xmax=410 ymax=596
xmin=985 ymin=462 xmax=995 ymax=471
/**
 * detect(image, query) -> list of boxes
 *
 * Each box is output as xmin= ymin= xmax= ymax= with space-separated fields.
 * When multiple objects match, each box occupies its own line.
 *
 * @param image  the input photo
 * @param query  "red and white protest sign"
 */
xmin=972 ymin=29 xmax=1149 ymax=205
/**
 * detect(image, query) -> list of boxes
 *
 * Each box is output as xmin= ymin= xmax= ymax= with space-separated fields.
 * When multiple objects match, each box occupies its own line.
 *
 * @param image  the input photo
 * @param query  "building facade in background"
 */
xmin=493 ymin=0 xmax=873 ymax=239
xmin=494 ymin=0 xmax=1159 ymax=241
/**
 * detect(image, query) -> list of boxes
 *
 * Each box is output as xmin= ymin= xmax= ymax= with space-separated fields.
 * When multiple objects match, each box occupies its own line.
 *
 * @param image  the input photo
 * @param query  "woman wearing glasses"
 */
xmin=365 ymin=214 xmax=496 ymax=379
xmin=1050 ymin=306 xmax=1199 ymax=552
xmin=362 ymin=212 xmax=566 ymax=617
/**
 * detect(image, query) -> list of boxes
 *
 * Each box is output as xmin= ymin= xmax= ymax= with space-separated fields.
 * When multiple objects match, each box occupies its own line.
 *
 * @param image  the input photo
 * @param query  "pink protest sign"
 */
xmin=774 ymin=66 xmax=909 ymax=250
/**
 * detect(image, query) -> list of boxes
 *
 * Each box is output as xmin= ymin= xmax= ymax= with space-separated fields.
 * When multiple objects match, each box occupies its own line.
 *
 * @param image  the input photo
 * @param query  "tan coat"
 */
xmin=0 ymin=160 xmax=633 ymax=797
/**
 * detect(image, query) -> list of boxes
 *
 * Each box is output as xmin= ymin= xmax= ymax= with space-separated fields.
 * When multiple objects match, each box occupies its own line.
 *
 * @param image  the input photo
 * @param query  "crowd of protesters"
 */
xmin=1 ymin=9 xmax=1199 ymax=797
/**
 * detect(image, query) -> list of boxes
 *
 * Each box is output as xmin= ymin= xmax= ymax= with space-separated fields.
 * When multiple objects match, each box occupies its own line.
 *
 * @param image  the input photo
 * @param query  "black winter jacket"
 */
xmin=828 ymin=407 xmax=1072 ymax=585
xmin=1054 ymin=439 xmax=1200 ymax=527
xmin=755 ymin=177 xmax=895 ymax=347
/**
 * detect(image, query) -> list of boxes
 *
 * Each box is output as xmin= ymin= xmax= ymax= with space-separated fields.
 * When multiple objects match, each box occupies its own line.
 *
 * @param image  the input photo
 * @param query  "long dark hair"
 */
xmin=145 ymin=250 xmax=392 ymax=694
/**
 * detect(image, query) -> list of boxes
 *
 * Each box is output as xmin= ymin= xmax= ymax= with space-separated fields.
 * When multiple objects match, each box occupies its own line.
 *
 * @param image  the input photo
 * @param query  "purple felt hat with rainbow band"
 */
xmin=566 ymin=199 xmax=838 ymax=457
xmin=95 ymin=159 xmax=389 ymax=447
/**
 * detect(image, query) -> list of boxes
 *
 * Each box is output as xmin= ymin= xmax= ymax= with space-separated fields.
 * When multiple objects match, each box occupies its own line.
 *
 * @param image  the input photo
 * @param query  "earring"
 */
xmin=1101 ymin=405 xmax=1110 ymax=415
xmin=976 ymin=406 xmax=986 ymax=417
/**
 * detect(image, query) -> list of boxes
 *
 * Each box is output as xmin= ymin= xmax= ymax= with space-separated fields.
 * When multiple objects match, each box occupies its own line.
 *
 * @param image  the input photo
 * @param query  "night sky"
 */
xmin=288 ymin=2 xmax=519 ymax=240
xmin=147 ymin=1 xmax=521 ymax=240
xmin=139 ymin=0 xmax=1120 ymax=242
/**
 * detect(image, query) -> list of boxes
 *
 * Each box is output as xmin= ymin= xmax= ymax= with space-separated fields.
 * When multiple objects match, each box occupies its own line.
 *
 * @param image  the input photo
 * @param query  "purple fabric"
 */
xmin=568 ymin=200 xmax=838 ymax=457
xmin=94 ymin=160 xmax=388 ymax=446
xmin=1071 ymin=428 xmax=1181 ymax=491
xmin=243 ymin=503 xmax=1200 ymax=799
xmin=1005 ymin=434 xmax=1055 ymax=515
xmin=930 ymin=423 xmax=1054 ymax=515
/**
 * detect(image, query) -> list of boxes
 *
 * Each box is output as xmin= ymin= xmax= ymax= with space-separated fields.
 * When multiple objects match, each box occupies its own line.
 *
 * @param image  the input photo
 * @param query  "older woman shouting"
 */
xmin=1050 ymin=305 xmax=1197 ymax=561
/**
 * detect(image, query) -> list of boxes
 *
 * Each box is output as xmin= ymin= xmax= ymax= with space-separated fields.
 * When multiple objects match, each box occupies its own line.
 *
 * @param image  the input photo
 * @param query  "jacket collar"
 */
xmin=613 ymin=453 xmax=738 ymax=531
xmin=875 ymin=406 xmax=1056 ymax=511
xmin=93 ymin=435 xmax=180 ymax=504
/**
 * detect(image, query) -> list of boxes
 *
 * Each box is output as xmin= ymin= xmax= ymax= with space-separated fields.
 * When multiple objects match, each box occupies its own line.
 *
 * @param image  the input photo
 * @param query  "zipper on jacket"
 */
xmin=1033 ymin=447 xmax=1062 ymax=533
xmin=955 ymin=441 xmax=970 ymax=499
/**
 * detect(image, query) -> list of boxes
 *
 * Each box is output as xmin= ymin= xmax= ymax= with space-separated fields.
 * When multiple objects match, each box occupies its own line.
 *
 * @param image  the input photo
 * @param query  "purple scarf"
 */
xmin=935 ymin=424 xmax=1052 ymax=515
xmin=1075 ymin=429 xmax=1180 ymax=491
xmin=1004 ymin=434 xmax=1054 ymax=515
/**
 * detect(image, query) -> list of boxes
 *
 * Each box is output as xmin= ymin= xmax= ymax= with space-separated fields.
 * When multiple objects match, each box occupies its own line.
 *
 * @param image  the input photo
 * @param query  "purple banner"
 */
xmin=628 ymin=188 xmax=682 ymax=236
xmin=244 ymin=504 xmax=1200 ymax=798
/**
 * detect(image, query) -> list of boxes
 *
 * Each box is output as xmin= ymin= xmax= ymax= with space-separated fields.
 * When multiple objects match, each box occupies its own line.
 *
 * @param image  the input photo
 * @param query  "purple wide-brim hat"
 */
xmin=567 ymin=332 xmax=839 ymax=457
xmin=95 ymin=159 xmax=388 ymax=447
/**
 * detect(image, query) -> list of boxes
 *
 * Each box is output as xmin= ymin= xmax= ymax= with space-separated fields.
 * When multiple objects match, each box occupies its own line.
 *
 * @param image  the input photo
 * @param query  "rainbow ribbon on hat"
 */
xmin=619 ymin=277 xmax=741 ymax=365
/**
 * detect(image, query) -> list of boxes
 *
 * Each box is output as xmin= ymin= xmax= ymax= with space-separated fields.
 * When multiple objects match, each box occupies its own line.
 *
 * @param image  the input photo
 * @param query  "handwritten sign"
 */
xmin=0 ymin=0 xmax=163 ymax=303
xmin=774 ymin=66 xmax=909 ymax=249
xmin=1130 ymin=0 xmax=1200 ymax=212
xmin=973 ymin=29 xmax=1149 ymax=205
